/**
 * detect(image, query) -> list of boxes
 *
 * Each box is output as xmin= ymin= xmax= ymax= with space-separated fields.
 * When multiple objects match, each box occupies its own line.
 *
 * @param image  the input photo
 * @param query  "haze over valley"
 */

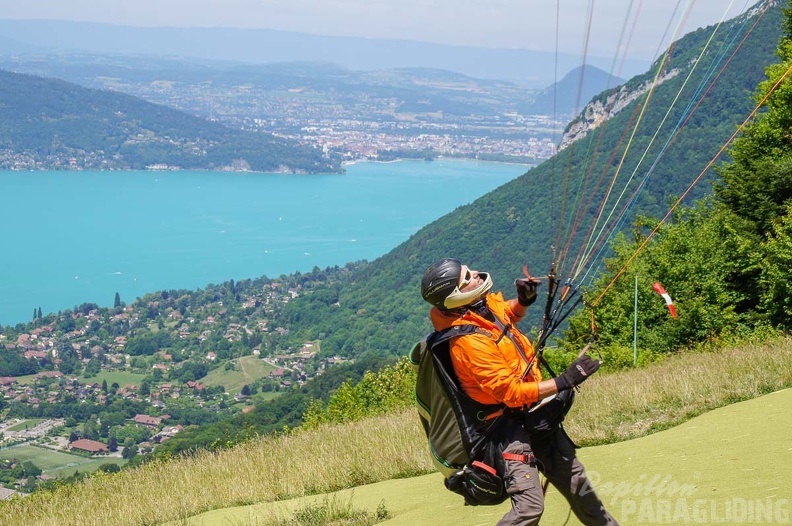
xmin=0 ymin=21 xmax=629 ymax=170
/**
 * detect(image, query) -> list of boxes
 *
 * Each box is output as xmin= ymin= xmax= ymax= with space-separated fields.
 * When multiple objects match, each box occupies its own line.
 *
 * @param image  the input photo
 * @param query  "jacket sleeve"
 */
xmin=502 ymin=299 xmax=522 ymax=325
xmin=450 ymin=333 xmax=540 ymax=408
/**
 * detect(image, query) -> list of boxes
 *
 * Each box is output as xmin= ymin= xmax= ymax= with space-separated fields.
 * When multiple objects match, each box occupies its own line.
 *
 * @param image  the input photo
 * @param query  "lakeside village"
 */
xmin=0 ymin=271 xmax=348 ymax=499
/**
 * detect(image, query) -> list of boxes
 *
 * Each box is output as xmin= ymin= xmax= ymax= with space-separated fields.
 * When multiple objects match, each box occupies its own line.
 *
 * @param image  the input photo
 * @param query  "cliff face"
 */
xmin=558 ymin=67 xmax=681 ymax=151
xmin=558 ymin=0 xmax=779 ymax=152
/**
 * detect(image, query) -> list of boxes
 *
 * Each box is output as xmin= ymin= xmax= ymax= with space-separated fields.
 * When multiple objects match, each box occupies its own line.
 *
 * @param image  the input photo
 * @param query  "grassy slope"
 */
xmin=3 ymin=336 xmax=791 ymax=526
xmin=202 ymin=356 xmax=277 ymax=394
xmin=183 ymin=387 xmax=792 ymax=526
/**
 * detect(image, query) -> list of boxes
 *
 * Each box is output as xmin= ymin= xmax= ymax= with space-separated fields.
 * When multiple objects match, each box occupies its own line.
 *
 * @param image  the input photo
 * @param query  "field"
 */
xmin=202 ymin=355 xmax=277 ymax=393
xmin=8 ymin=374 xmax=36 ymax=386
xmin=0 ymin=444 xmax=126 ymax=477
xmin=6 ymin=419 xmax=47 ymax=432
xmin=83 ymin=370 xmax=148 ymax=388
xmin=251 ymin=391 xmax=281 ymax=404
xmin=1 ymin=369 xmax=147 ymax=388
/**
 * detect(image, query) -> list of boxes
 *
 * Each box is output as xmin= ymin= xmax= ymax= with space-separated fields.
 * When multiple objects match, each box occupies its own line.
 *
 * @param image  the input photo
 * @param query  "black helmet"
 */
xmin=421 ymin=258 xmax=492 ymax=310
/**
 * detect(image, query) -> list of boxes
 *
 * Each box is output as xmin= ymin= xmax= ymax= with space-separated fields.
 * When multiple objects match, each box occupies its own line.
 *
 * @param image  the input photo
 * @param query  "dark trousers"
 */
xmin=496 ymin=426 xmax=619 ymax=526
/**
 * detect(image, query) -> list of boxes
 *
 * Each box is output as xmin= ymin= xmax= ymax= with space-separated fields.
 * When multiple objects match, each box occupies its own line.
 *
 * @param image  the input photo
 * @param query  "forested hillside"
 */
xmin=562 ymin=0 xmax=792 ymax=360
xmin=274 ymin=0 xmax=783 ymax=358
xmin=0 ymin=70 xmax=340 ymax=173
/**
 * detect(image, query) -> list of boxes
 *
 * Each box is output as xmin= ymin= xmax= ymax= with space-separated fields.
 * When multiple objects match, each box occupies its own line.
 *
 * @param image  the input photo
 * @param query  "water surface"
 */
xmin=0 ymin=159 xmax=527 ymax=325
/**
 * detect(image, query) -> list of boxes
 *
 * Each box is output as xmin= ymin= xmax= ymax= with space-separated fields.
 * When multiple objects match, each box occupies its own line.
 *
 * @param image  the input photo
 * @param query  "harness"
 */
xmin=446 ymin=315 xmax=542 ymax=467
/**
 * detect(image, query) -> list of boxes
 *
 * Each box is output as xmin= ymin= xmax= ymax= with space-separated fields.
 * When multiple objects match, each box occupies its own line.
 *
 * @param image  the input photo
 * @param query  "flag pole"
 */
xmin=633 ymin=275 xmax=638 ymax=366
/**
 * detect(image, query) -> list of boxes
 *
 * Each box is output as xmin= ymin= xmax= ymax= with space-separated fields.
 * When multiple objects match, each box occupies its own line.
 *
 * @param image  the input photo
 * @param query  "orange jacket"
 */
xmin=429 ymin=292 xmax=543 ymax=408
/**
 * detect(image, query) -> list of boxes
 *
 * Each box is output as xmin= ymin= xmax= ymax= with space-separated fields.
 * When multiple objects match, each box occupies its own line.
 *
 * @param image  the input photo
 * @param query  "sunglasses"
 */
xmin=459 ymin=268 xmax=472 ymax=289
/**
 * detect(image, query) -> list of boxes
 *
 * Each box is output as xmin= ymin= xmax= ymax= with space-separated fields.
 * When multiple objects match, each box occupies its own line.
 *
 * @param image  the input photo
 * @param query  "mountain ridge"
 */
xmin=0 ymin=19 xmax=651 ymax=86
xmin=0 ymin=54 xmax=602 ymax=164
xmin=0 ymin=69 xmax=340 ymax=172
xmin=524 ymin=64 xmax=625 ymax=116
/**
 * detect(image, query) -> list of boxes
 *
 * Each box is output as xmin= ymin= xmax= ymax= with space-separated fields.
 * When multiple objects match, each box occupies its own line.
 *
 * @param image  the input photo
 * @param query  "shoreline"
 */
xmin=341 ymin=156 xmax=538 ymax=169
xmin=0 ymin=156 xmax=541 ymax=179
xmin=2 ymin=157 xmax=539 ymax=175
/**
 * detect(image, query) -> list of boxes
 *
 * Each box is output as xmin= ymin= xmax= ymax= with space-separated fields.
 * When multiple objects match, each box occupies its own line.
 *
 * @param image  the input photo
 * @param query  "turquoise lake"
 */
xmin=0 ymin=159 xmax=527 ymax=326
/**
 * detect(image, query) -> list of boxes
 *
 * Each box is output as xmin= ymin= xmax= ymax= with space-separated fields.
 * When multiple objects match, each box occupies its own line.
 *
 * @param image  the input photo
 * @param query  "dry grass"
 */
xmin=566 ymin=336 xmax=792 ymax=444
xmin=0 ymin=411 xmax=430 ymax=526
xmin=3 ymin=336 xmax=792 ymax=526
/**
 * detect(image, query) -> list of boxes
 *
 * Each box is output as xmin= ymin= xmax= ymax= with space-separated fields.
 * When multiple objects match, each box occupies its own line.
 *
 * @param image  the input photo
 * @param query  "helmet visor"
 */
xmin=443 ymin=271 xmax=492 ymax=309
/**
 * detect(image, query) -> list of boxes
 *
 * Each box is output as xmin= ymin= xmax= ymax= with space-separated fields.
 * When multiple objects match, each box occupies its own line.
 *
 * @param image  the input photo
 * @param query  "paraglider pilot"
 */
xmin=421 ymin=258 xmax=619 ymax=525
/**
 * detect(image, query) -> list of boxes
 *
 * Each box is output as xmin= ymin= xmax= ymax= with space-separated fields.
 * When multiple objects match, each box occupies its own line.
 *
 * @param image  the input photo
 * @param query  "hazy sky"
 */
xmin=0 ymin=0 xmax=758 ymax=60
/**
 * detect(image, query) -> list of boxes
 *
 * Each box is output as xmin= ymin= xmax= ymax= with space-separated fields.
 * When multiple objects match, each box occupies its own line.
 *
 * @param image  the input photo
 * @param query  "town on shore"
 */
xmin=0 ymin=270 xmax=350 ymax=498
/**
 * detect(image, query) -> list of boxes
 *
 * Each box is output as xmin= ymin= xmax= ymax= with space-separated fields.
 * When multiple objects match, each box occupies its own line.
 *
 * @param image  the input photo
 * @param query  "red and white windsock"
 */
xmin=652 ymin=282 xmax=677 ymax=318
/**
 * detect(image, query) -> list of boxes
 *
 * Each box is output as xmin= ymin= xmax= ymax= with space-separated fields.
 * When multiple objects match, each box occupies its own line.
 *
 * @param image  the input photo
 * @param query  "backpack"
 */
xmin=408 ymin=325 xmax=509 ymax=505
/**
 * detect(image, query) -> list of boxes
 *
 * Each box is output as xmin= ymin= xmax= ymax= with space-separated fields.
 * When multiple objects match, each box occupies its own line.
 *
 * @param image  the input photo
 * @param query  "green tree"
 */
xmin=99 ymin=463 xmax=120 ymax=473
xmin=139 ymin=378 xmax=152 ymax=397
xmin=56 ymin=339 xmax=81 ymax=375
xmin=564 ymin=204 xmax=763 ymax=358
xmin=122 ymin=444 xmax=138 ymax=460
xmin=759 ymin=205 xmax=792 ymax=325
xmin=715 ymin=4 xmax=792 ymax=233
xmin=22 ymin=461 xmax=42 ymax=478
xmin=302 ymin=358 xmax=414 ymax=429
xmin=111 ymin=424 xmax=151 ymax=444
xmin=114 ymin=292 xmax=121 ymax=308
xmin=712 ymin=3 xmax=792 ymax=329
xmin=23 ymin=476 xmax=37 ymax=493
xmin=83 ymin=418 xmax=99 ymax=441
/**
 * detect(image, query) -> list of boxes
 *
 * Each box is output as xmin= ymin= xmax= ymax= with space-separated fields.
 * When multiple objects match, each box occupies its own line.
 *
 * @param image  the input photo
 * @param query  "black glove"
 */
xmin=515 ymin=277 xmax=541 ymax=307
xmin=554 ymin=355 xmax=600 ymax=391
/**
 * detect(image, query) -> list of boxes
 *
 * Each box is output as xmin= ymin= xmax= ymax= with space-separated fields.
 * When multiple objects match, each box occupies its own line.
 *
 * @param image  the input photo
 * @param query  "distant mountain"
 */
xmin=0 ymin=53 xmax=537 ymax=114
xmin=0 ymin=19 xmax=651 ymax=86
xmin=0 ymin=34 xmax=43 ymax=54
xmin=524 ymin=65 xmax=625 ymax=115
xmin=0 ymin=55 xmax=529 ymax=103
xmin=0 ymin=69 xmax=339 ymax=173
xmin=0 ymin=51 xmax=609 ymax=127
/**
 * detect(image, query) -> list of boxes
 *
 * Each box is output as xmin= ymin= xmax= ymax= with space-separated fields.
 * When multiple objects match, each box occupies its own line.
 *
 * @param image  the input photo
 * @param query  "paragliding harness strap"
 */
xmin=488 ymin=311 xmax=576 ymax=441
xmin=502 ymin=452 xmax=536 ymax=465
xmin=488 ymin=313 xmax=555 ymax=378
